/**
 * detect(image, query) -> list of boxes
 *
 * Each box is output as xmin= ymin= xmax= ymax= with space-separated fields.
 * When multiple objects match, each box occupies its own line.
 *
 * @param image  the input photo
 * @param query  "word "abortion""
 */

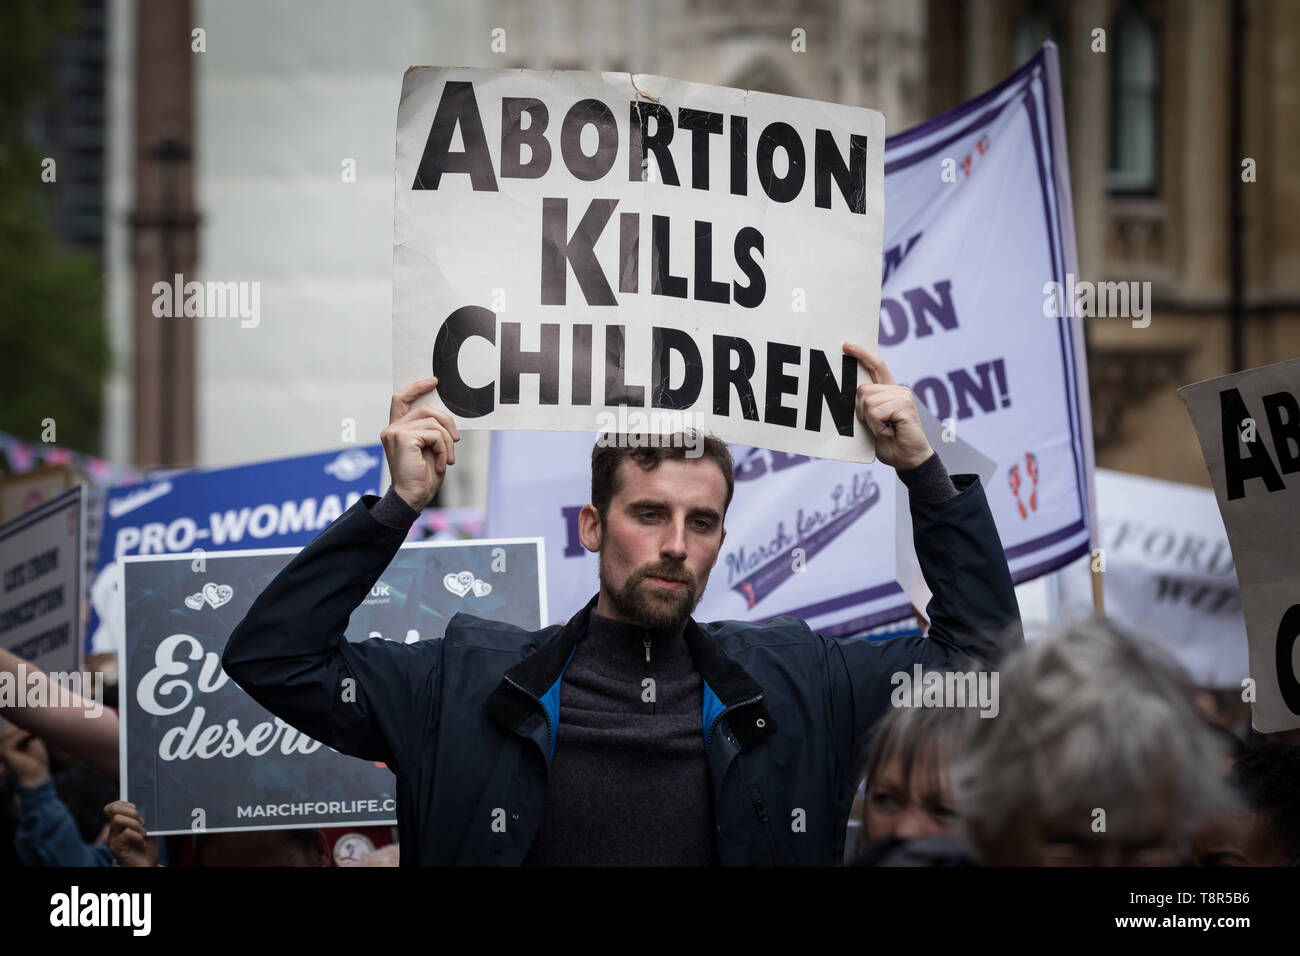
xmin=411 ymin=81 xmax=870 ymax=212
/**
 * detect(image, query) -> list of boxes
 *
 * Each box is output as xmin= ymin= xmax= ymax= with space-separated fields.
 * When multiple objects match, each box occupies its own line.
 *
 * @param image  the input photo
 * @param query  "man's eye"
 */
xmin=691 ymin=519 xmax=714 ymax=531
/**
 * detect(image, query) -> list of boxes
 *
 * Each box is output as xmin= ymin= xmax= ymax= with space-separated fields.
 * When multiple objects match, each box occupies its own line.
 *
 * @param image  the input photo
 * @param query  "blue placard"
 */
xmin=87 ymin=446 xmax=383 ymax=655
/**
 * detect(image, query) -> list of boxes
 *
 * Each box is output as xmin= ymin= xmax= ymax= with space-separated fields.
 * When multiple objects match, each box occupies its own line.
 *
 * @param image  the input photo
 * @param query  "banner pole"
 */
xmin=1044 ymin=41 xmax=1101 ymax=618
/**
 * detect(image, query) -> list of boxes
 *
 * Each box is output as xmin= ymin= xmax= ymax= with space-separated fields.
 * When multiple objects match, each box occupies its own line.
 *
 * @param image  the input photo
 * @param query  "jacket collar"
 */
xmin=482 ymin=594 xmax=777 ymax=754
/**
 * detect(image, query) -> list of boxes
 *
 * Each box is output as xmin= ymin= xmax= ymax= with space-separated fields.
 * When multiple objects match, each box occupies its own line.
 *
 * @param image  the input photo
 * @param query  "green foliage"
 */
xmin=0 ymin=0 xmax=111 ymax=454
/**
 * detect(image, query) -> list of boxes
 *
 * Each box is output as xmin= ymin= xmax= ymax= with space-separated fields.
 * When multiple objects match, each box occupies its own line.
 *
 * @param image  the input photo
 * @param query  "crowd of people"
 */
xmin=2 ymin=365 xmax=1294 ymax=868
xmin=845 ymin=617 xmax=1299 ymax=866
xmin=2 ymin=614 xmax=1296 ymax=867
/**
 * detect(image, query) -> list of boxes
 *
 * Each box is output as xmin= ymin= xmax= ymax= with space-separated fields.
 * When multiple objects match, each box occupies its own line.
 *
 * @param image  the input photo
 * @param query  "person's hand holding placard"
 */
xmin=381 ymin=376 xmax=461 ymax=512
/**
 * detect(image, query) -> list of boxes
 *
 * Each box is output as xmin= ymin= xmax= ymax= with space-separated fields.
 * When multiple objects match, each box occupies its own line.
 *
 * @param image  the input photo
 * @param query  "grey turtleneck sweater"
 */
xmin=520 ymin=609 xmax=719 ymax=866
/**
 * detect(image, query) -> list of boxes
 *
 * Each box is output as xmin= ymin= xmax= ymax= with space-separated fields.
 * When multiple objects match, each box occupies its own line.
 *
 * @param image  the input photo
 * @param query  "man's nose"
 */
xmin=661 ymin=519 xmax=688 ymax=559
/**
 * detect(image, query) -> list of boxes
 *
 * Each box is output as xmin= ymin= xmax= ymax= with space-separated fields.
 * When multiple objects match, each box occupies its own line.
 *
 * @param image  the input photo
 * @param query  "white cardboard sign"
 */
xmin=1180 ymin=358 xmax=1300 ymax=731
xmin=393 ymin=68 xmax=885 ymax=463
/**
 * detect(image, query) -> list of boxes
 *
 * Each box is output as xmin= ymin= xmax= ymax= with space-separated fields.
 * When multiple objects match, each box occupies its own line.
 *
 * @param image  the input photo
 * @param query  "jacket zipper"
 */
xmin=705 ymin=693 xmax=763 ymax=756
xmin=503 ymin=675 xmax=552 ymax=766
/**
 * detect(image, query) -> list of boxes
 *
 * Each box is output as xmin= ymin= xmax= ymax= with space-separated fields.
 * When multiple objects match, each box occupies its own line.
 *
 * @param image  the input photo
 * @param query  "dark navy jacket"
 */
xmin=222 ymin=473 xmax=1021 ymax=866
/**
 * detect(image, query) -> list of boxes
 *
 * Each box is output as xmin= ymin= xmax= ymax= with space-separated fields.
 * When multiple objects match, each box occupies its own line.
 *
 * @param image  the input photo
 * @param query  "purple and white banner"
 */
xmin=487 ymin=47 xmax=1094 ymax=635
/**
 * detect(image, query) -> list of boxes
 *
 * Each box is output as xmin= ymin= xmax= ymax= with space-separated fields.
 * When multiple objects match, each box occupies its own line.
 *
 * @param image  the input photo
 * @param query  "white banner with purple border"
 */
xmin=487 ymin=47 xmax=1095 ymax=635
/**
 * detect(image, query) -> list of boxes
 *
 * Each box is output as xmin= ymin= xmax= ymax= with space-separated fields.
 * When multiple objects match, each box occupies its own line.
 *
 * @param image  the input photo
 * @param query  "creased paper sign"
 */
xmin=393 ymin=67 xmax=885 ymax=463
xmin=1180 ymin=357 xmax=1300 ymax=732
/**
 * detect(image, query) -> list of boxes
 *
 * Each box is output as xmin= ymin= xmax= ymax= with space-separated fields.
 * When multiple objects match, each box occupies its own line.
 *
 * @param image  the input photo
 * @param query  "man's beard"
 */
xmin=599 ymin=558 xmax=704 ymax=631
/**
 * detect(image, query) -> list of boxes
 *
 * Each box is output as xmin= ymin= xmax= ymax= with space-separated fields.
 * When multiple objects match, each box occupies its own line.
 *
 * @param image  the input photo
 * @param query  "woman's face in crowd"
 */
xmin=865 ymin=751 xmax=958 ymax=842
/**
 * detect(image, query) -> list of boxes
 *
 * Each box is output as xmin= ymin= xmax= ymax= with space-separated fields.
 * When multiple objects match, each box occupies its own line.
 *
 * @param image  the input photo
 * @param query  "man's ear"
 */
xmin=577 ymin=503 xmax=603 ymax=553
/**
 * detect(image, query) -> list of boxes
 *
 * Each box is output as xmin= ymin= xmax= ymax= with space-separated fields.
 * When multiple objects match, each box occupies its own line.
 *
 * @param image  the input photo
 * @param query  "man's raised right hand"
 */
xmin=381 ymin=377 xmax=461 ymax=513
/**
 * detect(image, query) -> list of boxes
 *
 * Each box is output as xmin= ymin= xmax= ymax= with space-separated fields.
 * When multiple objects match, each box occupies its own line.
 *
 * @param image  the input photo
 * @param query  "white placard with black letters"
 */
xmin=393 ymin=67 xmax=886 ymax=463
xmin=1181 ymin=357 xmax=1300 ymax=731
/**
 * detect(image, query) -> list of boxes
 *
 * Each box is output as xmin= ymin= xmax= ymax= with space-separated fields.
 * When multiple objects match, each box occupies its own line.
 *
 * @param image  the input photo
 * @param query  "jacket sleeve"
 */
xmin=221 ymin=495 xmax=443 ymax=776
xmin=14 ymin=779 xmax=113 ymax=867
xmin=823 ymin=473 xmax=1023 ymax=773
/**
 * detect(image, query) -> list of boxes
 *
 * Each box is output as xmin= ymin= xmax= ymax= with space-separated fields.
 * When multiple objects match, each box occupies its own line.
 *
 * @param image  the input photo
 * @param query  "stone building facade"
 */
xmin=930 ymin=0 xmax=1299 ymax=485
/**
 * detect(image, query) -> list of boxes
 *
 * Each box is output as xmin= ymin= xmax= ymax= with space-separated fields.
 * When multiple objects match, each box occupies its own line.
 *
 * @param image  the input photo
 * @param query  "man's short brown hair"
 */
xmin=590 ymin=433 xmax=734 ymax=521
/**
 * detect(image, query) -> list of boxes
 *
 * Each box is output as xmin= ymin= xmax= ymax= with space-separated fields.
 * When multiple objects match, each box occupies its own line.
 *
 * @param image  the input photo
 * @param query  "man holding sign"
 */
xmin=225 ymin=67 xmax=1019 ymax=865
xmin=223 ymin=343 xmax=1020 ymax=866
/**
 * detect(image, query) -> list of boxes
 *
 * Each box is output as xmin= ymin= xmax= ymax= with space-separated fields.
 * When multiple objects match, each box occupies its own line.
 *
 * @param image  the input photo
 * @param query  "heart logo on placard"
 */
xmin=202 ymin=583 xmax=233 ymax=609
xmin=444 ymin=571 xmax=491 ymax=599
xmin=184 ymin=593 xmax=204 ymax=611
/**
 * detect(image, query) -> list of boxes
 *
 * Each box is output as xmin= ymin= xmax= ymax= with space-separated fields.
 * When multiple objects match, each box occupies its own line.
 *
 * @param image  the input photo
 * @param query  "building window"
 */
xmin=1011 ymin=1 xmax=1066 ymax=103
xmin=1012 ymin=3 xmax=1059 ymax=67
xmin=1108 ymin=3 xmax=1160 ymax=194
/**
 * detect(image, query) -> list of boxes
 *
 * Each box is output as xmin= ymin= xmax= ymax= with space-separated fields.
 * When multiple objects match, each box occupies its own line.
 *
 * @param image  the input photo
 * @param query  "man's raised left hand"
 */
xmin=842 ymin=341 xmax=935 ymax=471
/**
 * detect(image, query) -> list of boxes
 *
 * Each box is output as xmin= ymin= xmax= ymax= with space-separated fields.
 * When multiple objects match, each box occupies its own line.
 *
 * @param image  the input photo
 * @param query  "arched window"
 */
xmin=1011 ymin=1 xmax=1066 ymax=102
xmin=1108 ymin=3 xmax=1160 ymax=193
xmin=1012 ymin=3 xmax=1059 ymax=67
